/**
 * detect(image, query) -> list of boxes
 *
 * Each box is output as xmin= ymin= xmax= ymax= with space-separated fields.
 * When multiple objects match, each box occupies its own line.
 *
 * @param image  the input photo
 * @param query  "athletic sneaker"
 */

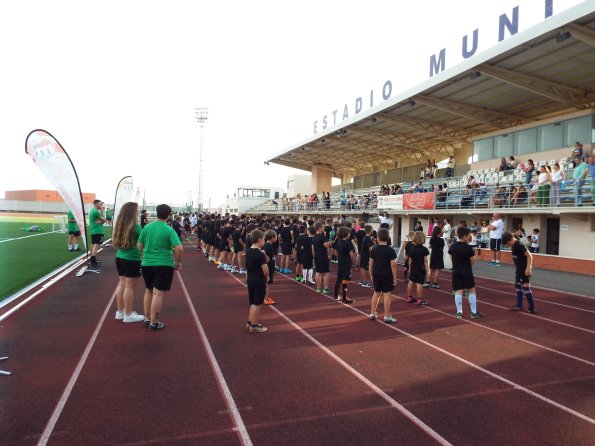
xmin=148 ymin=321 xmax=165 ymax=331
xmin=509 ymin=306 xmax=521 ymax=311
xmin=249 ymin=324 xmax=268 ymax=333
xmin=432 ymin=283 xmax=440 ymax=289
xmin=422 ymin=282 xmax=430 ymax=288
xmin=494 ymin=262 xmax=501 ymax=267
xmin=527 ymin=308 xmax=537 ymax=314
xmin=308 ymin=280 xmax=316 ymax=285
xmin=285 ymin=269 xmax=293 ymax=274
xmin=416 ymin=298 xmax=428 ymax=306
xmin=239 ymin=269 xmax=246 ymax=274
xmin=245 ymin=321 xmax=250 ymax=331
xmin=456 ymin=312 xmax=463 ymax=318
xmin=231 ymin=267 xmax=239 ymax=273
xmin=264 ymin=297 xmax=276 ymax=305
xmin=383 ymin=315 xmax=397 ymax=324
xmin=342 ymin=297 xmax=354 ymax=304
xmin=322 ymin=288 xmax=332 ymax=294
xmin=144 ymin=319 xmax=151 ymax=327
xmin=115 ymin=310 xmax=125 ymax=320
xmin=470 ymin=312 xmax=483 ymax=319
xmin=369 ymin=312 xmax=377 ymax=320
xmin=407 ymin=296 xmax=416 ymax=303
xmin=123 ymin=311 xmax=145 ymax=323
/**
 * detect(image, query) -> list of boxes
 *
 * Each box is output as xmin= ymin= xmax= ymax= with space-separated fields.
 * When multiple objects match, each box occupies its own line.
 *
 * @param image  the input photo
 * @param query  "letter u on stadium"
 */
xmin=263 ymin=3 xmax=595 ymax=271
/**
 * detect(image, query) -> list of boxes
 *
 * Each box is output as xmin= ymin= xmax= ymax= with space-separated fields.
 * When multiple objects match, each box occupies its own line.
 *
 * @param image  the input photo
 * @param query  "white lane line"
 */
xmin=224 ymin=272 xmax=452 ymax=446
xmin=272 ymin=272 xmax=595 ymax=426
xmin=428 ymin=285 xmax=595 ymax=335
xmin=0 ymin=230 xmax=63 ymax=243
xmin=438 ymin=274 xmax=595 ymax=314
xmin=176 ymin=271 xmax=253 ymax=446
xmin=37 ymin=287 xmax=117 ymax=446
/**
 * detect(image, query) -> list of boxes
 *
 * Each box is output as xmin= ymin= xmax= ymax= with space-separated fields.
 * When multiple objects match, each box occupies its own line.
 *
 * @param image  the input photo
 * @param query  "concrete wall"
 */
xmin=287 ymin=174 xmax=312 ymax=197
xmin=558 ymin=214 xmax=595 ymax=260
xmin=311 ymin=166 xmax=333 ymax=194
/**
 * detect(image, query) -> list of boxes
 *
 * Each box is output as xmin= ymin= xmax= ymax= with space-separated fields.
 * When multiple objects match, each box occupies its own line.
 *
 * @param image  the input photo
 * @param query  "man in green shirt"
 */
xmin=89 ymin=199 xmax=106 ymax=267
xmin=573 ymin=156 xmax=589 ymax=207
xmin=67 ymin=210 xmax=81 ymax=251
xmin=138 ymin=204 xmax=183 ymax=331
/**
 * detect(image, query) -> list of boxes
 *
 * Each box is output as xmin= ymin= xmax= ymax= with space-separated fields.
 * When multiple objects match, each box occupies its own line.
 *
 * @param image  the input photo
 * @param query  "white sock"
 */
xmin=455 ymin=294 xmax=463 ymax=313
xmin=68 ymin=244 xmax=73 ymax=249
xmin=74 ymin=244 xmax=78 ymax=249
xmin=469 ymin=293 xmax=477 ymax=314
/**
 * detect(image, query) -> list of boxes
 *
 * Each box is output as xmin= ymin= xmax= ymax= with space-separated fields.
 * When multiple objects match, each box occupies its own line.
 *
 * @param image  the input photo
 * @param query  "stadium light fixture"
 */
xmin=556 ymin=30 xmax=572 ymax=43
xmin=470 ymin=69 xmax=482 ymax=80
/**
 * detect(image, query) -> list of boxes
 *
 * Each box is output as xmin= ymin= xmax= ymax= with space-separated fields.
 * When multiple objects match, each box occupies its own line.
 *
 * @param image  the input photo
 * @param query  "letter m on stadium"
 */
xmin=429 ymin=49 xmax=446 ymax=77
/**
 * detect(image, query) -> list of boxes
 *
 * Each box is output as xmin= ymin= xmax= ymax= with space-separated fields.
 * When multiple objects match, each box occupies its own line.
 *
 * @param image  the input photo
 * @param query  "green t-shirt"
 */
xmin=138 ymin=220 xmax=181 ymax=267
xmin=116 ymin=224 xmax=142 ymax=261
xmin=573 ymin=162 xmax=588 ymax=181
xmin=67 ymin=210 xmax=79 ymax=232
xmin=89 ymin=207 xmax=104 ymax=235
xmin=106 ymin=209 xmax=113 ymax=219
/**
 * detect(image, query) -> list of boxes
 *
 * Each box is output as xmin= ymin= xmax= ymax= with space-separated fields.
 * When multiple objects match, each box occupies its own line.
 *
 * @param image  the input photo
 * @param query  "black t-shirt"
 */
xmin=172 ymin=221 xmax=182 ymax=236
xmin=263 ymin=242 xmax=275 ymax=266
xmin=324 ymin=225 xmax=332 ymax=240
xmin=448 ymin=241 xmax=474 ymax=272
xmin=404 ymin=241 xmax=413 ymax=258
xmin=511 ymin=240 xmax=528 ymax=274
xmin=292 ymin=224 xmax=300 ymax=244
xmin=302 ymin=236 xmax=314 ymax=261
xmin=408 ymin=245 xmax=429 ymax=273
xmin=336 ymin=239 xmax=354 ymax=269
xmin=279 ymin=226 xmax=292 ymax=246
xmin=295 ymin=234 xmax=306 ymax=257
xmin=370 ymin=244 xmax=397 ymax=278
xmin=360 ymin=235 xmax=373 ymax=263
xmin=232 ymin=229 xmax=241 ymax=247
xmin=313 ymin=233 xmax=328 ymax=258
xmin=355 ymin=229 xmax=366 ymax=251
xmin=429 ymin=237 xmax=445 ymax=257
xmin=246 ymin=248 xmax=266 ymax=284
xmin=220 ymin=226 xmax=231 ymax=243
xmin=140 ymin=215 xmax=148 ymax=228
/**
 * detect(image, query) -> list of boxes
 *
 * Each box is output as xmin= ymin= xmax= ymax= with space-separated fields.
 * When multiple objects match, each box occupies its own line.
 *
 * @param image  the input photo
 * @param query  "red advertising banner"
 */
xmin=403 ymin=192 xmax=435 ymax=210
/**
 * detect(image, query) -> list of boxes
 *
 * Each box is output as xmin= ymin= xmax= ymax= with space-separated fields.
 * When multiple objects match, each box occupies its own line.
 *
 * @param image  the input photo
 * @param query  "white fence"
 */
xmin=0 ymin=200 xmax=95 ymax=214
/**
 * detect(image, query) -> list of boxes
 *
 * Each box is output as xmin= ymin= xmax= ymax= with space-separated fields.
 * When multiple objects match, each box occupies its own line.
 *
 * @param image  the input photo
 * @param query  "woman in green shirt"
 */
xmin=112 ymin=202 xmax=145 ymax=323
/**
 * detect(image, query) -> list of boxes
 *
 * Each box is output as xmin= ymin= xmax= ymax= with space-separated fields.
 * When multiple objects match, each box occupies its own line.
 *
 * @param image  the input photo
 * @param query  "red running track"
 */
xmin=0 ymin=243 xmax=594 ymax=445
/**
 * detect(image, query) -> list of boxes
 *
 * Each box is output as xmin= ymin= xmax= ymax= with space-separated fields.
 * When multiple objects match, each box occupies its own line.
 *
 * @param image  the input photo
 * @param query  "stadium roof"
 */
xmin=266 ymin=4 xmax=595 ymax=177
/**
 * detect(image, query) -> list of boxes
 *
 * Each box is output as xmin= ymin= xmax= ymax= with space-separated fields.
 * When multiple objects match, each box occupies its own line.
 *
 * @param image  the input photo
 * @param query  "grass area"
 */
xmin=0 ymin=217 xmax=111 ymax=302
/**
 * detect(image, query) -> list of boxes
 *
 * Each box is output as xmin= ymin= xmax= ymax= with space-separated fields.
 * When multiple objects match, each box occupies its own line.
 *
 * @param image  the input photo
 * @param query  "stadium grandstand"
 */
xmin=258 ymin=5 xmax=595 ymax=269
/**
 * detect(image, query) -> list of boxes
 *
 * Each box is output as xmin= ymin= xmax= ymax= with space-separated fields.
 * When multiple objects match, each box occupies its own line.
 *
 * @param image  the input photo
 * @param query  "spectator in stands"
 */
xmin=508 ymin=156 xmax=518 ymax=169
xmin=498 ymin=157 xmax=511 ymax=172
xmin=589 ymin=152 xmax=595 ymax=204
xmin=572 ymin=141 xmax=584 ymax=167
xmin=536 ymin=165 xmax=551 ymax=207
xmin=424 ymin=161 xmax=432 ymax=179
xmin=549 ymin=162 xmax=565 ymax=207
xmin=573 ymin=156 xmax=589 ymax=206
xmin=414 ymin=220 xmax=423 ymax=232
xmin=339 ymin=190 xmax=347 ymax=209
xmin=446 ymin=156 xmax=455 ymax=177
xmin=461 ymin=185 xmax=473 ymax=208
xmin=492 ymin=184 xmax=503 ymax=207
xmin=325 ymin=192 xmax=331 ymax=210
xmin=524 ymin=159 xmax=536 ymax=185
xmin=511 ymin=183 xmax=527 ymax=207
xmin=431 ymin=160 xmax=438 ymax=179
xmin=435 ymin=184 xmax=446 ymax=203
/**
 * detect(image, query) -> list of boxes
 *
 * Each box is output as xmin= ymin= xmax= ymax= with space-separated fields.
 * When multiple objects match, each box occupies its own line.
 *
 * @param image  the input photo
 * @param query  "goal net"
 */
xmin=52 ymin=215 xmax=68 ymax=233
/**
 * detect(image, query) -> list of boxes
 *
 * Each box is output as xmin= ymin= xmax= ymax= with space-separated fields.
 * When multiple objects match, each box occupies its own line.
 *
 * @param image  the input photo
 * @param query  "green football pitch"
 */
xmin=0 ymin=216 xmax=111 ymax=302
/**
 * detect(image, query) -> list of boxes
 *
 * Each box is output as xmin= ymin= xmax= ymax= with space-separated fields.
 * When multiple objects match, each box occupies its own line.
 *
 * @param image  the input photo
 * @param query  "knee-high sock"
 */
xmin=455 ymin=293 xmax=463 ymax=313
xmin=515 ymin=283 xmax=523 ymax=307
xmin=468 ymin=293 xmax=477 ymax=314
xmin=307 ymin=269 xmax=313 ymax=282
xmin=334 ymin=277 xmax=342 ymax=298
xmin=523 ymin=287 xmax=535 ymax=310
xmin=342 ymin=280 xmax=348 ymax=299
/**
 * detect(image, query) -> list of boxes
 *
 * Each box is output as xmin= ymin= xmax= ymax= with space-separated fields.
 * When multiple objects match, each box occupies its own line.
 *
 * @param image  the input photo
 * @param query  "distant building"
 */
xmin=225 ymin=185 xmax=284 ymax=214
xmin=5 ymin=189 xmax=96 ymax=203
xmin=286 ymin=174 xmax=312 ymax=198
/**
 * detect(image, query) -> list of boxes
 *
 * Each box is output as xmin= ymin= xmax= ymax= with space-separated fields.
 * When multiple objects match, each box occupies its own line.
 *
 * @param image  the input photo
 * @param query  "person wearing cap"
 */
xmin=89 ymin=199 xmax=106 ymax=267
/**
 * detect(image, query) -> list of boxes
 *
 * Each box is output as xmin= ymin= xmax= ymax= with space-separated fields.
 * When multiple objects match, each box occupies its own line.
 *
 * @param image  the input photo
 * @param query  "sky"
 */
xmin=0 ymin=0 xmax=585 ymax=208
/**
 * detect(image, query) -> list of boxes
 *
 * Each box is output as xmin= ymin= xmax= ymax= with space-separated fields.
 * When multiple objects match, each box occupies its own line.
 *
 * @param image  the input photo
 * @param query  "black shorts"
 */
xmin=408 ymin=270 xmax=426 ymax=285
xmin=91 ymin=234 xmax=104 ymax=245
xmin=515 ymin=274 xmax=531 ymax=285
xmin=373 ymin=276 xmax=394 ymax=293
xmin=220 ymin=241 xmax=231 ymax=251
xmin=115 ymin=257 xmax=142 ymax=278
xmin=247 ymin=281 xmax=266 ymax=305
xmin=142 ymin=266 xmax=174 ymax=291
xmin=302 ymin=256 xmax=313 ymax=269
xmin=430 ymin=255 xmax=444 ymax=270
xmin=452 ymin=269 xmax=475 ymax=291
xmin=360 ymin=258 xmax=369 ymax=270
xmin=336 ymin=267 xmax=351 ymax=282
xmin=315 ymin=256 xmax=330 ymax=274
xmin=490 ymin=238 xmax=501 ymax=251
xmin=68 ymin=230 xmax=81 ymax=236
xmin=233 ymin=244 xmax=241 ymax=253
xmin=281 ymin=244 xmax=292 ymax=255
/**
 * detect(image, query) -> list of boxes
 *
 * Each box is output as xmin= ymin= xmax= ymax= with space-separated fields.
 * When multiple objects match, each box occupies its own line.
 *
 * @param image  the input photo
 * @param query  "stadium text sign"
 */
xmin=313 ymin=0 xmax=557 ymax=135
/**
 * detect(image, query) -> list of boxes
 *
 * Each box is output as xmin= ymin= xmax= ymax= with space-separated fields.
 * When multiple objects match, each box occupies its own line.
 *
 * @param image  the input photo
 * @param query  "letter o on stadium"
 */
xmin=382 ymin=80 xmax=392 ymax=100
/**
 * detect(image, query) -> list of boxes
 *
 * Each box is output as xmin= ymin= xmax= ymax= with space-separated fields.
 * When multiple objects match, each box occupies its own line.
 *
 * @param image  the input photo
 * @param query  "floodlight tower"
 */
xmin=194 ymin=107 xmax=208 ymax=212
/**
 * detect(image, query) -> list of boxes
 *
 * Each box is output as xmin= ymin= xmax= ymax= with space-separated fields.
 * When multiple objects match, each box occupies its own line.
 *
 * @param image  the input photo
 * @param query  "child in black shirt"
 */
xmin=448 ymin=227 xmax=482 ymax=318
xmin=245 ymin=229 xmax=269 ymax=333
xmin=313 ymin=221 xmax=332 ymax=293
xmin=302 ymin=226 xmax=316 ymax=285
xmin=334 ymin=227 xmax=356 ymax=303
xmin=294 ymin=225 xmax=307 ymax=282
xmin=502 ymin=232 xmax=536 ymax=313
xmin=263 ymin=230 xmax=277 ymax=305
xmin=407 ymin=231 xmax=429 ymax=305
xmin=369 ymin=228 xmax=398 ymax=323
xmin=359 ymin=225 xmax=374 ymax=288
xmin=426 ymin=226 xmax=445 ymax=289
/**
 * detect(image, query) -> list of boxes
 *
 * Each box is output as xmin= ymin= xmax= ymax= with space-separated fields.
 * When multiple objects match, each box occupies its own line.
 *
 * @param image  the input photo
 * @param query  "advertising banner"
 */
xmin=25 ymin=129 xmax=87 ymax=247
xmin=377 ymin=194 xmax=403 ymax=210
xmin=113 ymin=176 xmax=134 ymax=226
xmin=403 ymin=192 xmax=435 ymax=210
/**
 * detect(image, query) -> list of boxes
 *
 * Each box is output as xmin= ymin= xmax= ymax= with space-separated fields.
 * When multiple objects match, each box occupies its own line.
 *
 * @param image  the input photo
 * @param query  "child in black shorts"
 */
xmin=245 ymin=229 xmax=269 ymax=333
xmin=294 ymin=225 xmax=307 ymax=282
xmin=302 ymin=226 xmax=316 ymax=285
xmin=334 ymin=227 xmax=356 ymax=303
xmin=448 ymin=227 xmax=482 ymax=318
xmin=359 ymin=225 xmax=374 ymax=288
xmin=402 ymin=231 xmax=414 ymax=280
xmin=313 ymin=221 xmax=332 ymax=293
xmin=368 ymin=228 xmax=398 ymax=323
xmin=426 ymin=226 xmax=445 ymax=289
xmin=263 ymin=230 xmax=277 ymax=305
xmin=407 ymin=231 xmax=429 ymax=306
xmin=502 ymin=232 xmax=536 ymax=314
